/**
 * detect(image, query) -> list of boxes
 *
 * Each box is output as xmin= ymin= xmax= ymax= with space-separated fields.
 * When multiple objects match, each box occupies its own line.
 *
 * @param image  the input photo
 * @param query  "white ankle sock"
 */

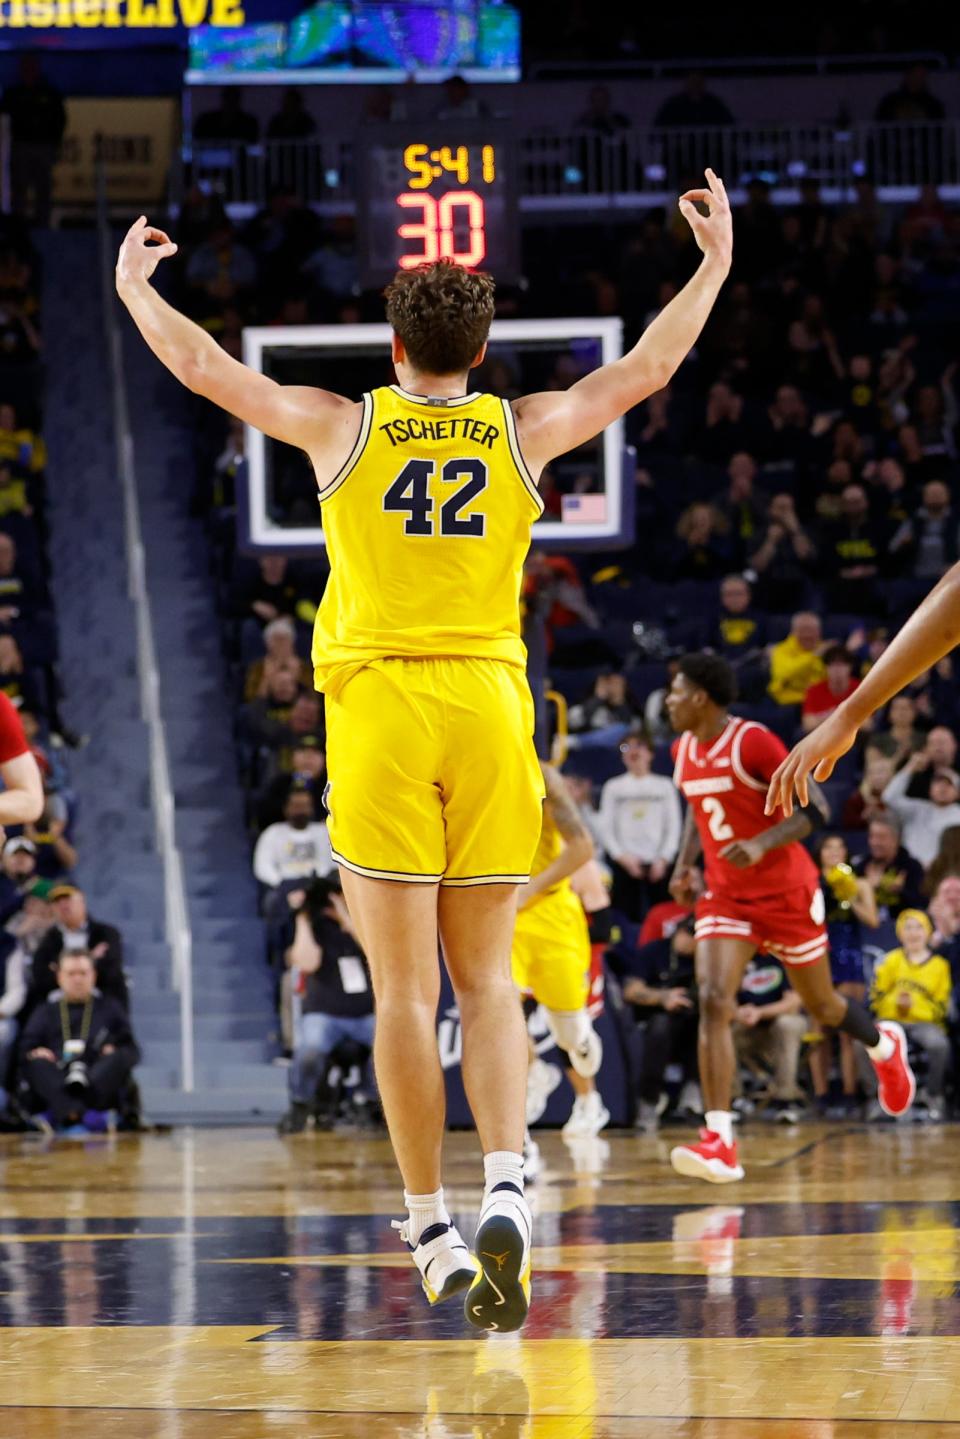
xmin=867 ymin=1031 xmax=895 ymax=1062
xmin=403 ymin=1186 xmax=450 ymax=1246
xmin=482 ymin=1150 xmax=525 ymax=1198
xmin=705 ymin=1110 xmax=734 ymax=1147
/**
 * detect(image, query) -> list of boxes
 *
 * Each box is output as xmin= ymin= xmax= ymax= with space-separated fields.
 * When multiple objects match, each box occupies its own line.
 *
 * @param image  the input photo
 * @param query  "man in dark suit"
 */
xmin=19 ymin=951 xmax=139 ymax=1130
xmin=29 ymin=884 xmax=127 ymax=1013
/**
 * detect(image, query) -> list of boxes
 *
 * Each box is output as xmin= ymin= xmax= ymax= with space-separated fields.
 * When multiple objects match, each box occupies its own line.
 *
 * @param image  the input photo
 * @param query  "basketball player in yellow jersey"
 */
xmin=116 ymin=169 xmax=733 ymax=1333
xmin=514 ymin=762 xmax=609 ymax=1154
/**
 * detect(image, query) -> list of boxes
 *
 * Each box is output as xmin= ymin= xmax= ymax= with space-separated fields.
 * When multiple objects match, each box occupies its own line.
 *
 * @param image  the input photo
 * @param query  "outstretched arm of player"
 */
xmin=115 ymin=218 xmax=352 ymax=447
xmin=721 ymin=780 xmax=829 ymax=869
xmin=513 ymin=169 xmax=733 ymax=471
xmin=518 ymin=764 xmax=594 ymax=910
xmin=669 ymin=806 xmax=702 ymax=905
xmin=766 ymin=561 xmax=960 ymax=816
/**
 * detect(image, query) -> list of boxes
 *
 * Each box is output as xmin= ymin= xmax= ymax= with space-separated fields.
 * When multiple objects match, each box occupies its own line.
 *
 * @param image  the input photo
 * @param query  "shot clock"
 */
xmin=358 ymin=125 xmax=520 ymax=288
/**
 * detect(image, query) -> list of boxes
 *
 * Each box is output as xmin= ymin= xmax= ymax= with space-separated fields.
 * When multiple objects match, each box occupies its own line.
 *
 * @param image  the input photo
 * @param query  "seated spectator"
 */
xmin=0 ymin=462 xmax=30 ymax=519
xmin=653 ymin=69 xmax=733 ymax=128
xmin=732 ymin=958 xmax=807 ymax=1123
xmin=811 ymin=835 xmax=878 ymax=1114
xmin=239 ymin=670 xmax=303 ymax=755
xmin=875 ymin=63 xmax=945 ymax=123
xmin=434 ymin=73 xmax=489 ymax=122
xmin=185 ymin=220 xmax=256 ymax=305
xmin=868 ymin=910 xmax=950 ymax=1119
xmin=30 ymin=884 xmax=127 ymax=1013
xmin=875 ymin=693 xmax=925 ymax=768
xmin=889 ymin=479 xmax=957 ymax=581
xmin=621 ymin=915 xmax=698 ymax=1132
xmin=568 ymin=670 xmax=643 ymax=737
xmin=598 ymin=730 xmax=681 ymax=921
xmin=906 ymin=725 xmax=958 ymax=799
xmin=19 ymin=951 xmax=139 ymax=1132
xmin=233 ymin=555 xmax=305 ymax=628
xmin=923 ymin=825 xmax=960 ymax=903
xmin=253 ymin=786 xmax=334 ymax=892
xmin=716 ymin=453 xmax=767 ymax=561
xmin=244 ymin=616 xmax=312 ymax=702
xmin=266 ymin=89 xmax=316 ymax=141
xmin=760 ymin=384 xmax=816 ymax=473
xmin=852 ymin=817 xmax=926 ymax=921
xmin=883 ymin=753 xmax=960 ymax=869
xmin=697 ymin=380 xmax=754 ymax=465
xmin=0 ymin=401 xmax=45 ymax=475
xmin=0 ymin=833 xmax=35 ymax=923
xmin=643 ymin=655 xmax=682 ymax=744
xmin=708 ymin=573 xmax=767 ymax=662
xmin=22 ymin=795 xmax=76 ymax=879
xmin=277 ymin=876 xmax=375 ymax=1134
xmin=768 ymin=611 xmax=826 ymax=706
xmin=928 ymin=875 xmax=960 ymax=978
xmin=258 ymin=736 xmax=326 ymax=831
xmin=0 ymin=533 xmax=43 ymax=627
xmin=840 ymin=746 xmax=896 ymax=829
xmin=0 ymin=633 xmax=41 ymax=712
xmin=193 ymin=86 xmax=260 ymax=143
xmin=671 ymin=502 xmax=733 ymax=582
xmin=801 ymin=645 xmax=859 ymax=733
xmin=818 ymin=483 xmax=891 ymax=617
xmin=4 ymin=875 xmax=53 ymax=960
xmin=748 ymin=492 xmax=816 ymax=613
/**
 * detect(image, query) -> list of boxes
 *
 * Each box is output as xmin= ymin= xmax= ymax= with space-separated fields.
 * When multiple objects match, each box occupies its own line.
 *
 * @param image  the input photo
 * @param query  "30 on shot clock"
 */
xmin=358 ymin=125 xmax=520 ymax=288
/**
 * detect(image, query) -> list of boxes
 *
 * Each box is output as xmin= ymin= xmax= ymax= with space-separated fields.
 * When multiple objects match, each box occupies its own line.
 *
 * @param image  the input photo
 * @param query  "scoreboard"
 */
xmin=357 ymin=124 xmax=520 ymax=287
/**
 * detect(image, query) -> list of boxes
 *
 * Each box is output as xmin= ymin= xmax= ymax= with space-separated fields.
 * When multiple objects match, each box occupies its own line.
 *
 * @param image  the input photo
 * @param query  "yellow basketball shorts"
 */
xmin=511 ymin=885 xmax=592 ymax=1011
xmin=323 ymin=656 xmax=545 ymax=886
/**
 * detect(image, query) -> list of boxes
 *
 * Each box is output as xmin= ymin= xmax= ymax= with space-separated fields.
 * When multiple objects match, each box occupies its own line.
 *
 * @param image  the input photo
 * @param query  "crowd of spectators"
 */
xmin=0 ymin=217 xmax=140 ymax=1134
xmin=169 ymin=88 xmax=960 ymax=1129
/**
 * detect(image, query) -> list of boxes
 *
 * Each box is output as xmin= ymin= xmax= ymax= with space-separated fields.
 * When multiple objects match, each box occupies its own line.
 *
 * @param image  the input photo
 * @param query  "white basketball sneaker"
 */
xmin=562 ymin=1089 xmax=610 ymax=1137
xmin=465 ymin=1183 xmax=533 ymax=1333
xmin=392 ymin=1218 xmax=477 ymax=1306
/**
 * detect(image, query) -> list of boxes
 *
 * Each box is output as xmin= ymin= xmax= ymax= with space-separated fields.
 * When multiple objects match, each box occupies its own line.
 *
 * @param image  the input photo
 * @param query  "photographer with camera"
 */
xmin=277 ymin=876 xmax=375 ymax=1135
xmin=18 ymin=950 xmax=139 ymax=1132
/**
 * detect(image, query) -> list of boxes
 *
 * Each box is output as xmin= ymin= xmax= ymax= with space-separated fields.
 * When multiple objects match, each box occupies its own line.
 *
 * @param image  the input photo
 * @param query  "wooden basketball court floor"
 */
xmin=1 ymin=1124 xmax=959 ymax=1437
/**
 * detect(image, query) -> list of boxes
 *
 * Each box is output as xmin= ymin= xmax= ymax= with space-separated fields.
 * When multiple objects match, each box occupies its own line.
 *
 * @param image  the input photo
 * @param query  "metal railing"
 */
xmin=96 ymin=167 xmax=195 ymax=1093
xmin=178 ymin=120 xmax=960 ymax=213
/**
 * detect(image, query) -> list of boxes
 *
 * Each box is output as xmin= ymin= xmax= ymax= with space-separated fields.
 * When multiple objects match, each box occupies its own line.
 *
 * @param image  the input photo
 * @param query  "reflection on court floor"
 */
xmin=0 ymin=1124 xmax=958 ymax=1434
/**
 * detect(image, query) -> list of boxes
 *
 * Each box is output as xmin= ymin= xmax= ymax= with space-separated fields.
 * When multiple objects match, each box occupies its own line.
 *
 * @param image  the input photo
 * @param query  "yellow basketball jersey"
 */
xmin=312 ymin=384 xmax=544 ymax=696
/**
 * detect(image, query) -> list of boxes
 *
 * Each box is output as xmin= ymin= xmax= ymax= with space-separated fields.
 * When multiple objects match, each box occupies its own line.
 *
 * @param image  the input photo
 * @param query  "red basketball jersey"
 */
xmin=672 ymin=716 xmax=818 ymax=899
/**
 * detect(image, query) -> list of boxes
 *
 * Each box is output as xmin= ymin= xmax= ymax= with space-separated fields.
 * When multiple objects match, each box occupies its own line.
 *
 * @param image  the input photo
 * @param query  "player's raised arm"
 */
xmin=513 ymin=169 xmax=733 ymax=471
xmin=115 ymin=217 xmax=351 ymax=449
xmin=766 ymin=561 xmax=960 ymax=817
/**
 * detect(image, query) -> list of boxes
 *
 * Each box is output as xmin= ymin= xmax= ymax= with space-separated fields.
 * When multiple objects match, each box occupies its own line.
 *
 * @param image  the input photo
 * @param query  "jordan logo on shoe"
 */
xmin=481 ymin=1250 xmax=510 ymax=1270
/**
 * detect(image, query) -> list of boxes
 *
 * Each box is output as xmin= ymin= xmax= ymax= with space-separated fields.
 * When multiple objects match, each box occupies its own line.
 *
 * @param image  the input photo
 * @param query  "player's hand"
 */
xmin=663 ymin=987 xmax=693 ymax=1013
xmin=116 ymin=216 xmax=178 ymax=290
xmin=678 ymin=169 xmax=733 ymax=272
xmin=765 ymin=709 xmax=859 ymax=817
xmin=719 ymin=837 xmax=765 ymax=868
xmin=669 ymin=866 xmax=699 ymax=906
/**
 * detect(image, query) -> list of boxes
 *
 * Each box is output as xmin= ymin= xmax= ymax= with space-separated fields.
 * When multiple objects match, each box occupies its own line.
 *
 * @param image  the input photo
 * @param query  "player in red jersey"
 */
xmin=0 ymin=692 xmax=43 ymax=837
xmin=665 ymin=653 xmax=914 ymax=1182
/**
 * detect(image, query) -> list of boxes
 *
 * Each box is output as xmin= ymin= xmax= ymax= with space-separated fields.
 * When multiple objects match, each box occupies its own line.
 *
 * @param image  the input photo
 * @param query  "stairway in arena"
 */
xmin=41 ymin=230 xmax=285 ymax=1122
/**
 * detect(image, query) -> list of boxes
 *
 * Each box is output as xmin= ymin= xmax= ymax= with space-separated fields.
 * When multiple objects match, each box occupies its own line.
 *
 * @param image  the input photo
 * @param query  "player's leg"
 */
xmin=438 ymin=659 xmax=545 ymax=1333
xmin=784 ymin=955 xmax=915 ymax=1117
xmin=439 ymin=883 xmax=532 ymax=1332
xmin=837 ymin=981 xmax=866 ymax=1102
xmin=670 ymin=934 xmax=754 ymax=1183
xmin=339 ymin=870 xmax=476 ymax=1306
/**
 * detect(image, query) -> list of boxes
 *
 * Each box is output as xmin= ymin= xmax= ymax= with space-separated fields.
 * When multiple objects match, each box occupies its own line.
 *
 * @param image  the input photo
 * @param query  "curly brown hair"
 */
xmin=384 ymin=259 xmax=495 ymax=376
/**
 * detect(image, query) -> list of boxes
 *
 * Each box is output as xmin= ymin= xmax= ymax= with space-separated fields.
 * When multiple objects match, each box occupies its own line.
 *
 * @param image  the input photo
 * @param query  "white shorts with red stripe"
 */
xmin=694 ymin=882 xmax=827 ymax=967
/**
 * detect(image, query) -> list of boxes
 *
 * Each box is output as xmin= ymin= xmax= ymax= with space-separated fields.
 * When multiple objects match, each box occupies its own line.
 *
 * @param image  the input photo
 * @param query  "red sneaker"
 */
xmin=872 ymin=1021 xmax=916 ymax=1117
xmin=670 ymin=1129 xmax=745 ymax=1184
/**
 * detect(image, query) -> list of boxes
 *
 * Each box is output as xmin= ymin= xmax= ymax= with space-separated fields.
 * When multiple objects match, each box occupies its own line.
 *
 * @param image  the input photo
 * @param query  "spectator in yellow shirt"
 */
xmin=870 ymin=909 xmax=951 ymax=1117
xmin=0 ymin=403 xmax=45 ymax=475
xmin=768 ymin=611 xmax=827 ymax=705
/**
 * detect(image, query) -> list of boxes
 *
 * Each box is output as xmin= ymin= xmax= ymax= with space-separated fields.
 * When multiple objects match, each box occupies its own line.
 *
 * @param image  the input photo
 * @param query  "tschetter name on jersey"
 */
xmin=378 ymin=417 xmax=501 ymax=448
xmin=680 ymin=776 xmax=735 ymax=798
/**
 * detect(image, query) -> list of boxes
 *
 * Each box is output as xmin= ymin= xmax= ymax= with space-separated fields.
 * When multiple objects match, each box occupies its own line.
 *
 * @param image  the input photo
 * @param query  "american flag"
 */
xmin=561 ymin=493 xmax=607 ymax=523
